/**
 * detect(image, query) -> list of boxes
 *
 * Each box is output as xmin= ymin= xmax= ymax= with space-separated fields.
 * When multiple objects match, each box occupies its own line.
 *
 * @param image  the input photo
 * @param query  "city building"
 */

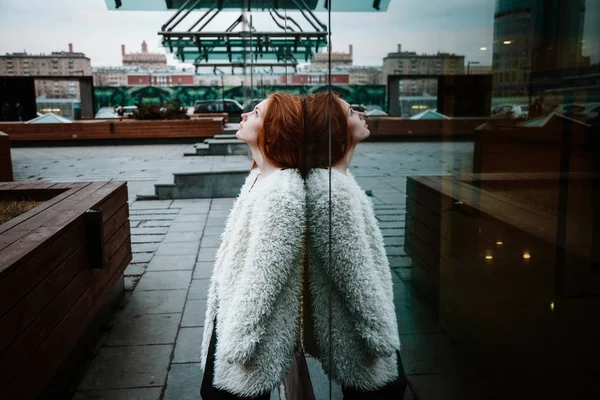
xmin=93 ymin=67 xmax=128 ymax=86
xmin=280 ymin=71 xmax=349 ymax=85
xmin=122 ymin=41 xmax=168 ymax=70
xmin=467 ymin=65 xmax=492 ymax=75
xmin=348 ymin=66 xmax=383 ymax=85
xmin=491 ymin=0 xmax=588 ymax=98
xmin=382 ymin=44 xmax=465 ymax=96
xmin=0 ymin=43 xmax=92 ymax=99
xmin=127 ymin=69 xmax=194 ymax=86
xmin=311 ymin=45 xmax=353 ymax=69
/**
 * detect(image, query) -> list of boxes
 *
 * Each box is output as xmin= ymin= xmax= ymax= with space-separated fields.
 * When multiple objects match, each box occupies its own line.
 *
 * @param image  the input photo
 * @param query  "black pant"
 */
xmin=201 ymin=318 xmax=271 ymax=400
xmin=341 ymin=351 xmax=407 ymax=400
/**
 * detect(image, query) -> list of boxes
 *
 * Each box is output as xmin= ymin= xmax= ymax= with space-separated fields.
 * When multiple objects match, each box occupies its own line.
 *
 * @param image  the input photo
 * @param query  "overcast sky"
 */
xmin=0 ymin=0 xmax=598 ymax=69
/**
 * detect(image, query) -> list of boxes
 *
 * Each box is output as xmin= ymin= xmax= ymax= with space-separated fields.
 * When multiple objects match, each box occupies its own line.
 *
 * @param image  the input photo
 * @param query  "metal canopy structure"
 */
xmin=157 ymin=0 xmax=329 ymax=71
xmin=105 ymin=1 xmax=389 ymax=71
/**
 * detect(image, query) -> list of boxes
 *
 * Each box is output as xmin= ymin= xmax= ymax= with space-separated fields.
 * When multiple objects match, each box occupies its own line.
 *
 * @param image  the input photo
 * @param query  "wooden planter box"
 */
xmin=0 ymin=181 xmax=132 ymax=399
xmin=406 ymin=173 xmax=600 ymax=399
xmin=0 ymin=132 xmax=13 ymax=182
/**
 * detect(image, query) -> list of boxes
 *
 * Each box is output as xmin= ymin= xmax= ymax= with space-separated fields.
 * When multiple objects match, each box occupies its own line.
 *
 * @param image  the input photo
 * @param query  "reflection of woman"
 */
xmin=200 ymin=93 xmax=306 ymax=399
xmin=303 ymin=92 xmax=405 ymax=398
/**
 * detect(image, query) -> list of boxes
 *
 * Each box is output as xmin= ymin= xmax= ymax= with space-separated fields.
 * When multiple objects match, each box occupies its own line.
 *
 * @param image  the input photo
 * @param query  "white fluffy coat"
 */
xmin=305 ymin=168 xmax=401 ymax=391
xmin=201 ymin=168 xmax=305 ymax=397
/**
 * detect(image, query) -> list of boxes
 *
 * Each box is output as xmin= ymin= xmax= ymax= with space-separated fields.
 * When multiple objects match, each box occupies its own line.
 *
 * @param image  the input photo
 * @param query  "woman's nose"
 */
xmin=241 ymin=112 xmax=248 ymax=120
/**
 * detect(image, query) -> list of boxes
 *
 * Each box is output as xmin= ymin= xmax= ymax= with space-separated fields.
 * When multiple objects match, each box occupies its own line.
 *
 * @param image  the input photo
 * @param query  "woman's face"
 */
xmin=236 ymin=98 xmax=269 ymax=145
xmin=339 ymin=98 xmax=370 ymax=144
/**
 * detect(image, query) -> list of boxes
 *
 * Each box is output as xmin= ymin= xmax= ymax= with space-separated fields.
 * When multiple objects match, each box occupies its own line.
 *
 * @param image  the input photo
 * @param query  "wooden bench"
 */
xmin=0 ymin=118 xmax=224 ymax=142
xmin=0 ymin=181 xmax=131 ymax=399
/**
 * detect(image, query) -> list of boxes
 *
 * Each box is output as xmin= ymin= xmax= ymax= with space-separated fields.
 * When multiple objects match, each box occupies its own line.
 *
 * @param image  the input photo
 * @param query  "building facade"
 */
xmin=127 ymin=69 xmax=194 ymax=86
xmin=382 ymin=44 xmax=465 ymax=96
xmin=280 ymin=72 xmax=350 ymax=85
xmin=0 ymin=44 xmax=91 ymax=99
xmin=348 ymin=66 xmax=383 ymax=85
xmin=491 ymin=0 xmax=588 ymax=98
xmin=122 ymin=41 xmax=168 ymax=70
xmin=93 ymin=67 xmax=128 ymax=86
xmin=311 ymin=45 xmax=353 ymax=69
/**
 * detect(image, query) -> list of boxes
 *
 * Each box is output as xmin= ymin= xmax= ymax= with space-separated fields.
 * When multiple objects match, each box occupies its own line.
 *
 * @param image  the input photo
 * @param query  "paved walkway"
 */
xmin=10 ymin=141 xmax=497 ymax=399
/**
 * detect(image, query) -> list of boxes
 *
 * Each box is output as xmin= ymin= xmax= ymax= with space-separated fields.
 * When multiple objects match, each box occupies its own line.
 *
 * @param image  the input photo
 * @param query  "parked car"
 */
xmin=553 ymin=103 xmax=587 ymax=117
xmin=194 ymin=99 xmax=244 ymax=122
xmin=491 ymin=104 xmax=528 ymax=119
xmin=574 ymin=102 xmax=600 ymax=122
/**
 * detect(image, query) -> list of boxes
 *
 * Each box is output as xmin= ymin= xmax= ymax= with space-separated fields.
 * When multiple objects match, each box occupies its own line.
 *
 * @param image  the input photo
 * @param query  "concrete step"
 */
xmin=152 ymin=168 xmax=250 ymax=199
xmin=185 ymin=139 xmax=248 ymax=156
xmin=212 ymin=134 xmax=238 ymax=140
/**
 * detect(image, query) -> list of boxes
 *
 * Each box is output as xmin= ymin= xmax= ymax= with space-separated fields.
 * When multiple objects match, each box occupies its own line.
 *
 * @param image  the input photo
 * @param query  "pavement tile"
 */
xmin=204 ymin=220 xmax=227 ymax=230
xmin=131 ymin=252 xmax=154 ymax=263
xmin=130 ymin=227 xmax=169 ymax=235
xmin=131 ymin=235 xmax=164 ymax=244
xmin=181 ymin=300 xmax=207 ymax=327
xmin=173 ymin=327 xmax=203 ymax=363
xmin=378 ymin=214 xmax=406 ymax=222
xmin=380 ymin=228 xmax=405 ymax=237
xmin=206 ymin=216 xmax=227 ymax=227
xmin=140 ymin=220 xmax=173 ymax=227
xmin=130 ymin=209 xmax=179 ymax=215
xmin=376 ymin=209 xmax=407 ymax=215
xmin=386 ymin=246 xmax=408 ymax=256
xmin=135 ymin=271 xmax=192 ymax=291
xmin=174 ymin=213 xmax=207 ymax=223
xmin=147 ymin=254 xmax=196 ymax=271
xmin=77 ymin=345 xmax=172 ymax=390
xmin=188 ymin=279 xmax=210 ymax=300
xmin=124 ymin=264 xmax=146 ymax=276
xmin=121 ymin=289 xmax=187 ymax=316
xmin=197 ymin=247 xmax=217 ymax=262
xmin=131 ymin=243 xmax=160 ymax=253
xmin=177 ymin=207 xmax=210 ymax=214
xmin=200 ymin=235 xmax=221 ymax=248
xmin=130 ymin=200 xmax=173 ymax=210
xmin=379 ymin=221 xmax=406 ymax=229
xmin=193 ymin=262 xmax=214 ymax=279
xmin=104 ymin=313 xmax=180 ymax=346
xmin=72 ymin=388 xmax=162 ymax=400
xmin=155 ymin=242 xmax=200 ymax=256
xmin=389 ymin=255 xmax=412 ymax=267
xmin=162 ymin=231 xmax=203 ymax=243
xmin=168 ymin=222 xmax=204 ymax=232
xmin=384 ymin=236 xmax=406 ymax=247
xmin=129 ymin=214 xmax=177 ymax=221
xmin=163 ymin=363 xmax=203 ymax=400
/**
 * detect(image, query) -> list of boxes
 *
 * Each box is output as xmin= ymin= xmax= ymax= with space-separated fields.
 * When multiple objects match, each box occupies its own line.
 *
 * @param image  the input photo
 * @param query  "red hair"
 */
xmin=302 ymin=92 xmax=349 ymax=174
xmin=252 ymin=92 xmax=304 ymax=170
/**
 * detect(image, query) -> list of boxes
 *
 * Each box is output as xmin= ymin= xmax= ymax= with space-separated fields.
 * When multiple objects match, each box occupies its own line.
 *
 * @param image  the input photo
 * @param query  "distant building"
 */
xmin=127 ymin=69 xmax=194 ymax=86
xmin=468 ymin=65 xmax=492 ymax=75
xmin=280 ymin=71 xmax=349 ymax=85
xmin=311 ymin=45 xmax=353 ymax=69
xmin=0 ymin=43 xmax=91 ymax=99
xmin=93 ymin=67 xmax=128 ymax=86
xmin=492 ymin=0 xmax=588 ymax=98
xmin=348 ymin=66 xmax=383 ymax=85
xmin=122 ymin=41 xmax=168 ymax=70
xmin=382 ymin=44 xmax=465 ymax=96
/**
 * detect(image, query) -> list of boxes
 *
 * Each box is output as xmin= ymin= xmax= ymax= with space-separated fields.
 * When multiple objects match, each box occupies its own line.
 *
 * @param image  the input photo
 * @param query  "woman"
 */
xmin=303 ymin=92 xmax=405 ymax=399
xmin=201 ymin=93 xmax=306 ymax=399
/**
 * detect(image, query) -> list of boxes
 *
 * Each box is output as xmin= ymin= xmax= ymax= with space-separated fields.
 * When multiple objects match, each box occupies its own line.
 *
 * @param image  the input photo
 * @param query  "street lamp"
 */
xmin=467 ymin=61 xmax=480 ymax=75
xmin=213 ymin=67 xmax=225 ymax=109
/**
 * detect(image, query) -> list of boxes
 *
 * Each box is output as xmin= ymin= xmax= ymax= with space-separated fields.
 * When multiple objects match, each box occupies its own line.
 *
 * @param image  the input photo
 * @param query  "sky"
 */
xmin=0 ymin=0 xmax=598 ymax=70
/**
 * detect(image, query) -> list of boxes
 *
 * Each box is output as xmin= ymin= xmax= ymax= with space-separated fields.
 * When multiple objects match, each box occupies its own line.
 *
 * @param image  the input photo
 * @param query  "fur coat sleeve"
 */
xmin=307 ymin=170 xmax=400 ymax=357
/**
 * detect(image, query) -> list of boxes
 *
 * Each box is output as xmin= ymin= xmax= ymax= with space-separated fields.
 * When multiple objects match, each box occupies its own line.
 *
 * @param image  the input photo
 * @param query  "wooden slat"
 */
xmin=0 ymin=182 xmax=89 ymax=236
xmin=0 ymin=219 xmax=129 ymax=389
xmin=0 ymin=193 xmax=128 ymax=358
xmin=1 ymin=232 xmax=131 ymax=398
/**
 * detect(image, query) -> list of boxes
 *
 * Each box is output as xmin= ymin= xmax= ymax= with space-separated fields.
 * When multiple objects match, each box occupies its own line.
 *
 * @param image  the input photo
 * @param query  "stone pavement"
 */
xmin=10 ymin=141 xmax=497 ymax=399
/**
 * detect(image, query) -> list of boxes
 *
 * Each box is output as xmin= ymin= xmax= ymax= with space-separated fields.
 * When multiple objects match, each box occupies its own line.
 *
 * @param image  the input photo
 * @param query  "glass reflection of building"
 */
xmin=492 ymin=0 xmax=588 ymax=99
